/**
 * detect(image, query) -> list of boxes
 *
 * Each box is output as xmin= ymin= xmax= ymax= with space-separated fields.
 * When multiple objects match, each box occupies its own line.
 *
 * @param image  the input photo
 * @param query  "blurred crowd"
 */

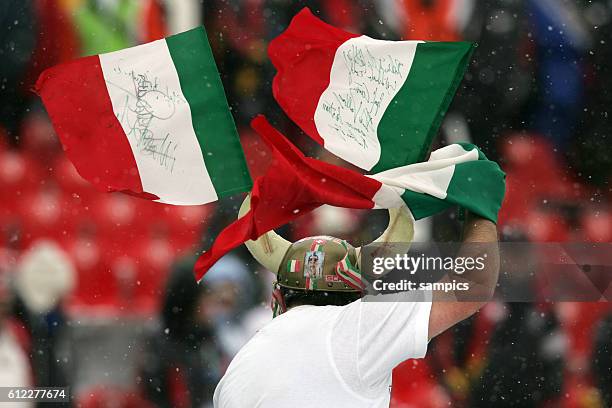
xmin=0 ymin=0 xmax=611 ymax=407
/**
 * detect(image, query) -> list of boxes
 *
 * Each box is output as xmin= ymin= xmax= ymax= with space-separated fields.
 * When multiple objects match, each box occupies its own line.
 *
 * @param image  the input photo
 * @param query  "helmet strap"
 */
xmin=334 ymin=239 xmax=366 ymax=291
xmin=271 ymin=282 xmax=287 ymax=318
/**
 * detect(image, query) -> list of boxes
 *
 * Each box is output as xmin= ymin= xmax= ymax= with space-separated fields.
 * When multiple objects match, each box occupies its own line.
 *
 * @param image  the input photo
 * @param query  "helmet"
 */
xmin=238 ymin=195 xmax=414 ymax=315
xmin=279 ymin=235 xmax=361 ymax=292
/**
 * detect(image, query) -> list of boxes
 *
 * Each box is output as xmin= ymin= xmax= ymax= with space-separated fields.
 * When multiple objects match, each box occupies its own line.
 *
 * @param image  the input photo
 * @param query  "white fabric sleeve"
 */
xmin=331 ymin=290 xmax=432 ymax=392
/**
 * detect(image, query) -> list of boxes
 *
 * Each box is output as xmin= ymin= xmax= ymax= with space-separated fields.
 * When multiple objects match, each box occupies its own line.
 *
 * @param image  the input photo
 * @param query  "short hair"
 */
xmin=280 ymin=287 xmax=362 ymax=309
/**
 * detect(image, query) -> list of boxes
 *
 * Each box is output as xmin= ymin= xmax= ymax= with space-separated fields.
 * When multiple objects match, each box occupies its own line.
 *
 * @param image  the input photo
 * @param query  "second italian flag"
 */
xmin=270 ymin=8 xmax=474 ymax=172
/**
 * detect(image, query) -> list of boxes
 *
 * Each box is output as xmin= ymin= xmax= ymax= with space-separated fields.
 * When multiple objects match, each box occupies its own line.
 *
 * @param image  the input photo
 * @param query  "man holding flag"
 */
xmin=208 ymin=10 xmax=504 ymax=407
xmin=210 ymin=116 xmax=502 ymax=408
xmin=36 ymin=7 xmax=505 ymax=407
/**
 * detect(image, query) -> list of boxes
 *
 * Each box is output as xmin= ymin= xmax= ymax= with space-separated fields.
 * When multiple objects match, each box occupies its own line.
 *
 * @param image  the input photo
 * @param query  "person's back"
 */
xmin=212 ymin=197 xmax=499 ymax=408
xmin=215 ymin=293 xmax=431 ymax=408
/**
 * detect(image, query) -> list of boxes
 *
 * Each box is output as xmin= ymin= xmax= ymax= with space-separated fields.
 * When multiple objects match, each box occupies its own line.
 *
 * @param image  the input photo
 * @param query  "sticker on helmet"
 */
xmin=287 ymin=259 xmax=301 ymax=273
xmin=304 ymin=251 xmax=324 ymax=281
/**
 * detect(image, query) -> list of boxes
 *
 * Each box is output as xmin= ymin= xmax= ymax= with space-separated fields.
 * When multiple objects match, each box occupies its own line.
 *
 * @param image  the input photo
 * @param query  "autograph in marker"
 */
xmin=107 ymin=69 xmax=182 ymax=173
xmin=319 ymin=43 xmax=406 ymax=152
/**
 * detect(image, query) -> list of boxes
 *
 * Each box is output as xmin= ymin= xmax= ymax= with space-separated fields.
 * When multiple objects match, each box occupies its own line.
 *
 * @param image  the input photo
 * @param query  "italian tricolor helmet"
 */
xmin=238 ymin=195 xmax=415 ymax=313
xmin=279 ymin=236 xmax=362 ymax=292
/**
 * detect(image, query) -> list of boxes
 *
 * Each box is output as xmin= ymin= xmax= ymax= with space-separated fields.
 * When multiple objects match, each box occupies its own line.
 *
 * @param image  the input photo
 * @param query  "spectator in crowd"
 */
xmin=0 ymin=269 xmax=33 ymax=407
xmin=592 ymin=313 xmax=612 ymax=407
xmin=140 ymin=257 xmax=226 ymax=408
xmin=571 ymin=0 xmax=612 ymax=187
xmin=201 ymin=254 xmax=257 ymax=358
xmin=429 ymin=300 xmax=565 ymax=408
xmin=12 ymin=240 xmax=74 ymax=406
xmin=527 ymin=0 xmax=590 ymax=152
xmin=0 ymin=0 xmax=36 ymax=142
xmin=469 ymin=302 xmax=565 ymax=407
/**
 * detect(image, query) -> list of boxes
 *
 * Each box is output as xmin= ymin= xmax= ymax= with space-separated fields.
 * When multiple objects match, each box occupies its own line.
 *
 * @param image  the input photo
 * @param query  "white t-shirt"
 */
xmin=213 ymin=291 xmax=432 ymax=408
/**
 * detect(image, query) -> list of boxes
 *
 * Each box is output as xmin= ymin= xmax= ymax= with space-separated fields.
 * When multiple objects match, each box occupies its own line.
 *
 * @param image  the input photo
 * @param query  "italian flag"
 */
xmin=194 ymin=115 xmax=505 ymax=281
xmin=36 ymin=27 xmax=252 ymax=205
xmin=287 ymin=260 xmax=301 ymax=273
xmin=269 ymin=8 xmax=474 ymax=172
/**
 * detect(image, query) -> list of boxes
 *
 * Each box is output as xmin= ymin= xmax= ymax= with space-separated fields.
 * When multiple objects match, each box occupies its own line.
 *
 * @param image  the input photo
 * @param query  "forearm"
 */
xmin=455 ymin=212 xmax=500 ymax=300
xmin=428 ymin=213 xmax=500 ymax=339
